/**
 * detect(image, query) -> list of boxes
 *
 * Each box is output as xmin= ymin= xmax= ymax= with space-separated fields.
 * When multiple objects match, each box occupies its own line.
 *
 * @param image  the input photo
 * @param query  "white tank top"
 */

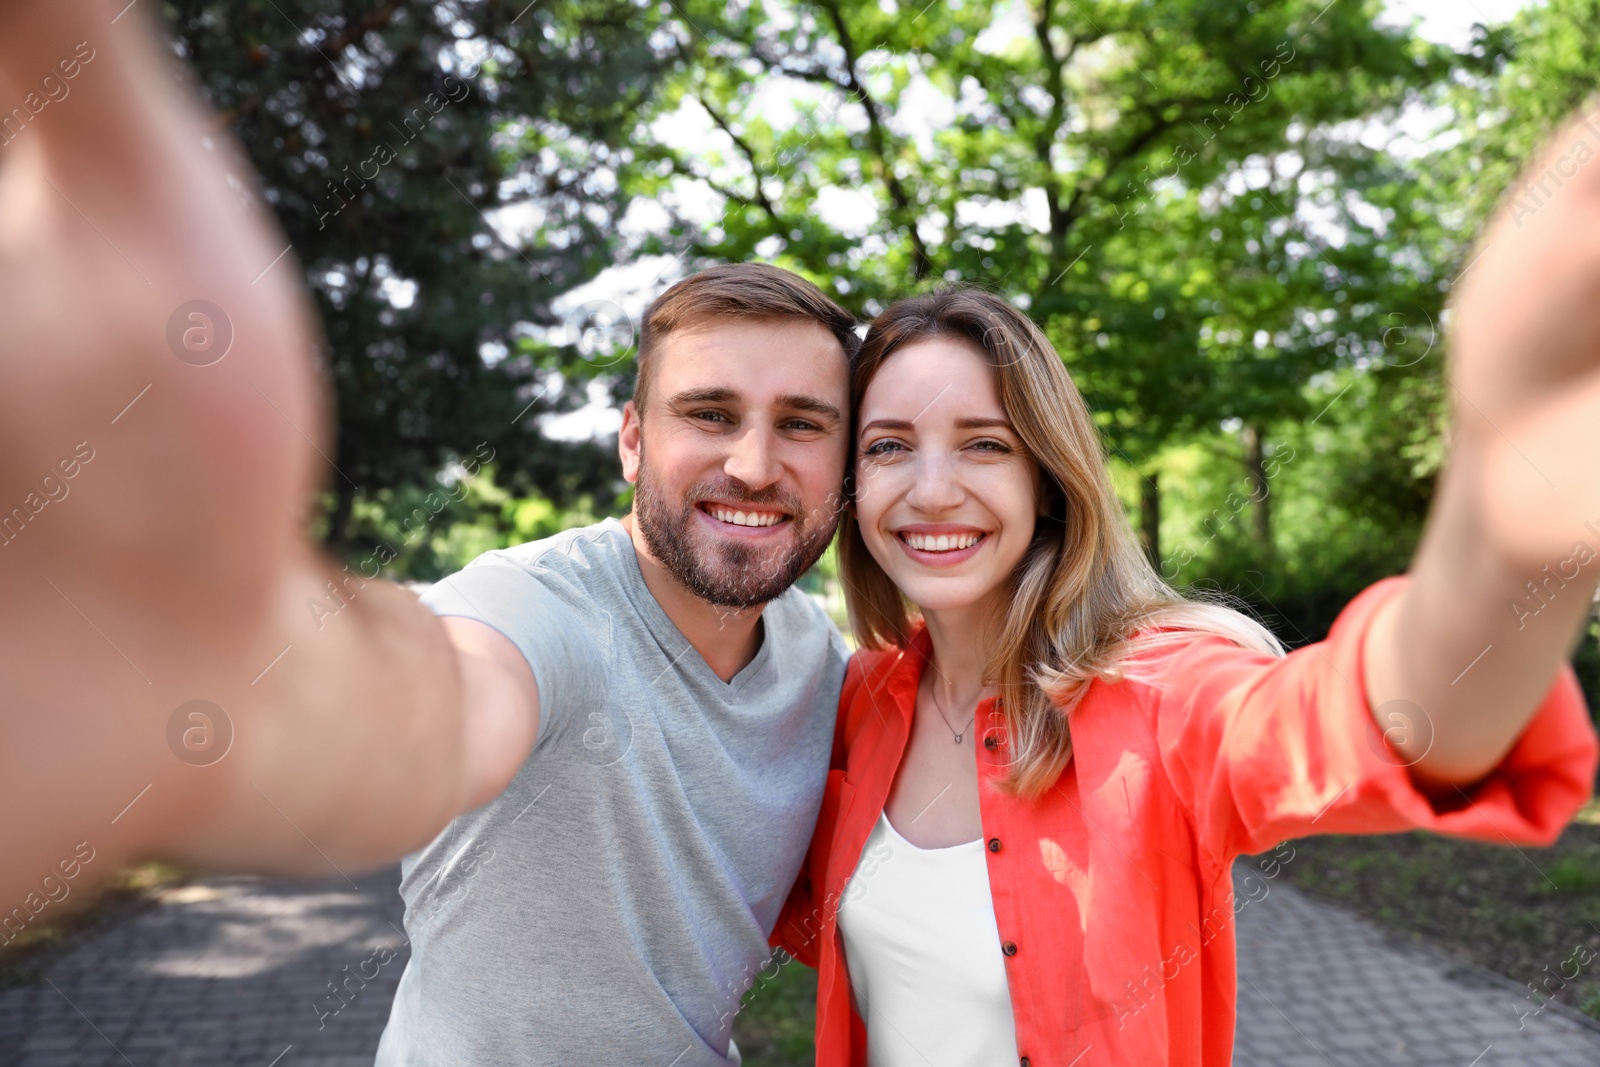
xmin=835 ymin=810 xmax=1022 ymax=1066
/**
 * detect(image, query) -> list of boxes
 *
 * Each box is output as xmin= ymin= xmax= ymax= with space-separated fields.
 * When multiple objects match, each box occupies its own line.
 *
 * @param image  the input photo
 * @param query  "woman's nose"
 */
xmin=904 ymin=451 xmax=964 ymax=512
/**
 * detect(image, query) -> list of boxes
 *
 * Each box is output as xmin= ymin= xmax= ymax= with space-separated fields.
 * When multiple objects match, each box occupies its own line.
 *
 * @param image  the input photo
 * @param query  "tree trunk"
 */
xmin=1139 ymin=470 xmax=1161 ymax=572
xmin=324 ymin=480 xmax=356 ymax=555
xmin=1242 ymin=424 xmax=1270 ymax=547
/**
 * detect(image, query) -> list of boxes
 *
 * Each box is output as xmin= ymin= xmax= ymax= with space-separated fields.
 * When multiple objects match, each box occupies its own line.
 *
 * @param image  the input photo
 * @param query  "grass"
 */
xmin=1263 ymin=809 xmax=1600 ymax=1022
xmin=0 ymin=862 xmax=192 ymax=988
xmin=733 ymin=952 xmax=818 ymax=1066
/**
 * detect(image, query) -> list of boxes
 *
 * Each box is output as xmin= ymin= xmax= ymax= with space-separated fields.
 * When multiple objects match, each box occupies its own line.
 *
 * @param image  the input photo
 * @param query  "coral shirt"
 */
xmin=771 ymin=576 xmax=1599 ymax=1066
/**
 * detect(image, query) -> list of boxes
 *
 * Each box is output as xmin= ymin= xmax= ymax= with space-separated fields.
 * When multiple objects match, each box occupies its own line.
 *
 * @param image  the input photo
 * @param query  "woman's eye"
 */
xmin=863 ymin=439 xmax=904 ymax=456
xmin=971 ymin=439 xmax=1011 ymax=453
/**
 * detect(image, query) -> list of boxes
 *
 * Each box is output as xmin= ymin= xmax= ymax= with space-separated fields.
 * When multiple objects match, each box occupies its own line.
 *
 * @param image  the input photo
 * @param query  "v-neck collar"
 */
xmin=603 ymin=517 xmax=775 ymax=699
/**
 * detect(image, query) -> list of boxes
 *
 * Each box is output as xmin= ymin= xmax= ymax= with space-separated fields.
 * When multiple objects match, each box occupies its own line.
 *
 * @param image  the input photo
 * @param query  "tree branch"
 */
xmin=817 ymin=0 xmax=932 ymax=280
xmin=693 ymin=92 xmax=783 ymax=221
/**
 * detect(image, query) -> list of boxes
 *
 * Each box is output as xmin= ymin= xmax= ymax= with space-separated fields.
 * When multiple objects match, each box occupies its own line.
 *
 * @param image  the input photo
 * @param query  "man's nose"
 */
xmin=724 ymin=426 xmax=782 ymax=490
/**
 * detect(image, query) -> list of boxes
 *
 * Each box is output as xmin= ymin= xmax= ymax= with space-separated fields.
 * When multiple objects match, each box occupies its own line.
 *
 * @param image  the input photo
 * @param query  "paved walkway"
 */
xmin=2 ymin=862 xmax=1598 ymax=1066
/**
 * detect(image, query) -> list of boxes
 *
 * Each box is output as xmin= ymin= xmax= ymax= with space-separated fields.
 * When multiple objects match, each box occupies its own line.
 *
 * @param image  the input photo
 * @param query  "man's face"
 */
xmin=619 ymin=317 xmax=851 ymax=608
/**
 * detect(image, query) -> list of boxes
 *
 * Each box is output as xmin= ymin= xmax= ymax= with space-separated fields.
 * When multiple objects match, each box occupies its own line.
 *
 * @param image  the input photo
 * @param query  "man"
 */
xmin=372 ymin=264 xmax=859 ymax=1064
xmin=0 ymin=11 xmax=860 ymax=1051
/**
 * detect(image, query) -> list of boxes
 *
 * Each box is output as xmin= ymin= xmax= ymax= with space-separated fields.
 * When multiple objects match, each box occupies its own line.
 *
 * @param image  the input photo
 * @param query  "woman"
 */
xmin=771 ymin=288 xmax=1599 ymax=1066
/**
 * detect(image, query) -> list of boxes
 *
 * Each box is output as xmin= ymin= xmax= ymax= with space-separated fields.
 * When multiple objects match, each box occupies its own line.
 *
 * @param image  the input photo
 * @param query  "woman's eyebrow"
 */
xmin=859 ymin=415 xmax=1013 ymax=434
xmin=859 ymin=417 xmax=915 ymax=434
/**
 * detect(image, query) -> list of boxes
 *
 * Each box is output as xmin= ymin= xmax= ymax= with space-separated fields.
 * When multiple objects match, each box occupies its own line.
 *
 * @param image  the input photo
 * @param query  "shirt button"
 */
xmin=1002 ymin=940 xmax=1018 ymax=957
xmin=988 ymin=838 xmax=1002 ymax=853
xmin=983 ymin=735 xmax=998 ymax=750
xmin=1019 ymin=1058 xmax=1030 ymax=1067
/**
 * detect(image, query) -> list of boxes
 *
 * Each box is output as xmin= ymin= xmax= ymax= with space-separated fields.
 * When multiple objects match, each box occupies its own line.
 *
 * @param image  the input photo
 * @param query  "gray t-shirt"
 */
xmin=373 ymin=518 xmax=847 ymax=1066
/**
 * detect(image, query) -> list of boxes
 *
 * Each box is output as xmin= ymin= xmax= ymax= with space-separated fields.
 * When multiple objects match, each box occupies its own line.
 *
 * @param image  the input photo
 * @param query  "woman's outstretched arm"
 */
xmin=1363 ymin=108 xmax=1600 ymax=790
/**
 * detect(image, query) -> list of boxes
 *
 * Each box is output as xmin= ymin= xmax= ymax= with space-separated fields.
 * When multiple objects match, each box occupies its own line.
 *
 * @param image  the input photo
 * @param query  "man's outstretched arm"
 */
xmin=0 ymin=0 xmax=537 ymax=905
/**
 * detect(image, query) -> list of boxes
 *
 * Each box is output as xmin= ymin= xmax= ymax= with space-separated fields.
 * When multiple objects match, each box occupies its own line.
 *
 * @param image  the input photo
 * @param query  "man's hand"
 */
xmin=0 ymin=0 xmax=535 ymax=905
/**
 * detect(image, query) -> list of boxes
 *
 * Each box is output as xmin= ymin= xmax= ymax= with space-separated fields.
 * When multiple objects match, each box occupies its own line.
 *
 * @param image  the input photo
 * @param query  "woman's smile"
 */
xmin=892 ymin=523 xmax=991 ymax=567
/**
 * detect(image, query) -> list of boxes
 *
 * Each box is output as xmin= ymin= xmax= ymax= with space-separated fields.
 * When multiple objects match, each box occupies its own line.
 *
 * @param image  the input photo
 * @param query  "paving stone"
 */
xmin=1231 ymin=862 xmax=1600 ymax=1066
xmin=2 ymin=860 xmax=1599 ymax=1064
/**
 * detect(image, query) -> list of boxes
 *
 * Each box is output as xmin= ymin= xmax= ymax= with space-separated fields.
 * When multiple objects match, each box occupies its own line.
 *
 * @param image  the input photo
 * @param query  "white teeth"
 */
xmin=904 ymin=532 xmax=982 ymax=552
xmin=709 ymin=506 xmax=784 ymax=528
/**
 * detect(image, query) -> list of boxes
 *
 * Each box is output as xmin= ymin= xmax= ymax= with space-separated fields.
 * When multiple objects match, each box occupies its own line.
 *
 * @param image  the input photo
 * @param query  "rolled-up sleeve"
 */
xmin=1143 ymin=575 xmax=1599 ymax=866
xmin=420 ymin=558 xmax=606 ymax=751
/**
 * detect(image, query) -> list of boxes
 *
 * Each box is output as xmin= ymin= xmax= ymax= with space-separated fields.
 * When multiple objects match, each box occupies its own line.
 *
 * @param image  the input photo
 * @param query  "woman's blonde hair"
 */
xmin=838 ymin=288 xmax=1284 ymax=798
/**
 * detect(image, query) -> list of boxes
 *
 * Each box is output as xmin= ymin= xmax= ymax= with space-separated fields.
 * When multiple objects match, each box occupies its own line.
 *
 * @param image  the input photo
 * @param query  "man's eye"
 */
xmin=692 ymin=410 xmax=730 ymax=424
xmin=783 ymin=419 xmax=821 ymax=432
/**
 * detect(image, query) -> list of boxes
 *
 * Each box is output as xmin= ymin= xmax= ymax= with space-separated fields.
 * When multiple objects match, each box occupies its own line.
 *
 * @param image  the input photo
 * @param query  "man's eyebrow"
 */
xmin=665 ymin=387 xmax=738 ymax=406
xmin=664 ymin=388 xmax=841 ymax=424
xmin=777 ymin=394 xmax=842 ymax=423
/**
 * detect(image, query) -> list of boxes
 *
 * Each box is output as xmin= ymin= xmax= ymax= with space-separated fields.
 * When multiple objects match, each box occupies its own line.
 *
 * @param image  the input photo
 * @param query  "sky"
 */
xmin=536 ymin=0 xmax=1541 ymax=442
xmin=1382 ymin=0 xmax=1535 ymax=46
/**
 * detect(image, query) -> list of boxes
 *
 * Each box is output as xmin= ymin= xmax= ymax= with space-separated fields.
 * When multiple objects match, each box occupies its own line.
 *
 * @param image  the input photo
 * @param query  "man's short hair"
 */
xmin=634 ymin=263 xmax=861 ymax=412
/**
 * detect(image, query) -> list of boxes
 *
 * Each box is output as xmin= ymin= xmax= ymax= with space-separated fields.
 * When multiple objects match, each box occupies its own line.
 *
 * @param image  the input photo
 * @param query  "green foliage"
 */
xmin=628 ymin=0 xmax=1453 ymax=465
xmin=618 ymin=0 xmax=1479 ymax=654
xmin=1544 ymin=855 xmax=1600 ymax=895
xmin=165 ymin=0 xmax=673 ymax=548
xmin=1154 ymin=361 xmax=1437 ymax=641
xmin=339 ymin=462 xmax=624 ymax=582
xmin=173 ymin=1 xmax=1600 ymax=715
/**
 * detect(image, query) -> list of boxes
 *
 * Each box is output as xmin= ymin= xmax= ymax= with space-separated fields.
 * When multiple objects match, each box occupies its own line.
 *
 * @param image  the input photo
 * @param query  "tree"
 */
xmin=623 ymin=0 xmax=1458 ymax=556
xmin=163 ymin=0 xmax=671 ymax=551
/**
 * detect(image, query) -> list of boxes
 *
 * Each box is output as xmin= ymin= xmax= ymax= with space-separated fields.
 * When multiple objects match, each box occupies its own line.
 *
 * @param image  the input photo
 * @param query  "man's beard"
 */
xmin=633 ymin=450 xmax=841 ymax=609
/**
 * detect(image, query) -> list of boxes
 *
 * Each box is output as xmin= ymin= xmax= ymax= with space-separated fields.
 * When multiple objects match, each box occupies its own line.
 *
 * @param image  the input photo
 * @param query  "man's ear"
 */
xmin=618 ymin=400 xmax=642 ymax=484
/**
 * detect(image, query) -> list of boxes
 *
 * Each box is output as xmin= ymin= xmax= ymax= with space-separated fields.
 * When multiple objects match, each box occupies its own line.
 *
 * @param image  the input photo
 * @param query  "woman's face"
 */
xmin=854 ymin=336 xmax=1041 ymax=617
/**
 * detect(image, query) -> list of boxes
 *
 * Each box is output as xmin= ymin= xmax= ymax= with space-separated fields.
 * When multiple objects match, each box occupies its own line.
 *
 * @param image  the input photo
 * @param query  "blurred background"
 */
xmin=150 ymin=0 xmax=1600 ymax=693
xmin=5 ymin=0 xmax=1600 ymax=1063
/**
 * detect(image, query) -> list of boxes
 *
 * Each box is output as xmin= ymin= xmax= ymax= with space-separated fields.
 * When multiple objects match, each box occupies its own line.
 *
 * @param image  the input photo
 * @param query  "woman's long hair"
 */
xmin=838 ymin=288 xmax=1284 ymax=798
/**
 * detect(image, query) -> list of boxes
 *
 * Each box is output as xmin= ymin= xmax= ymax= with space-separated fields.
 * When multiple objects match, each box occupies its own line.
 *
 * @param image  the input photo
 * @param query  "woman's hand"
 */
xmin=1448 ymin=107 xmax=1600 ymax=571
xmin=1364 ymin=104 xmax=1600 ymax=788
